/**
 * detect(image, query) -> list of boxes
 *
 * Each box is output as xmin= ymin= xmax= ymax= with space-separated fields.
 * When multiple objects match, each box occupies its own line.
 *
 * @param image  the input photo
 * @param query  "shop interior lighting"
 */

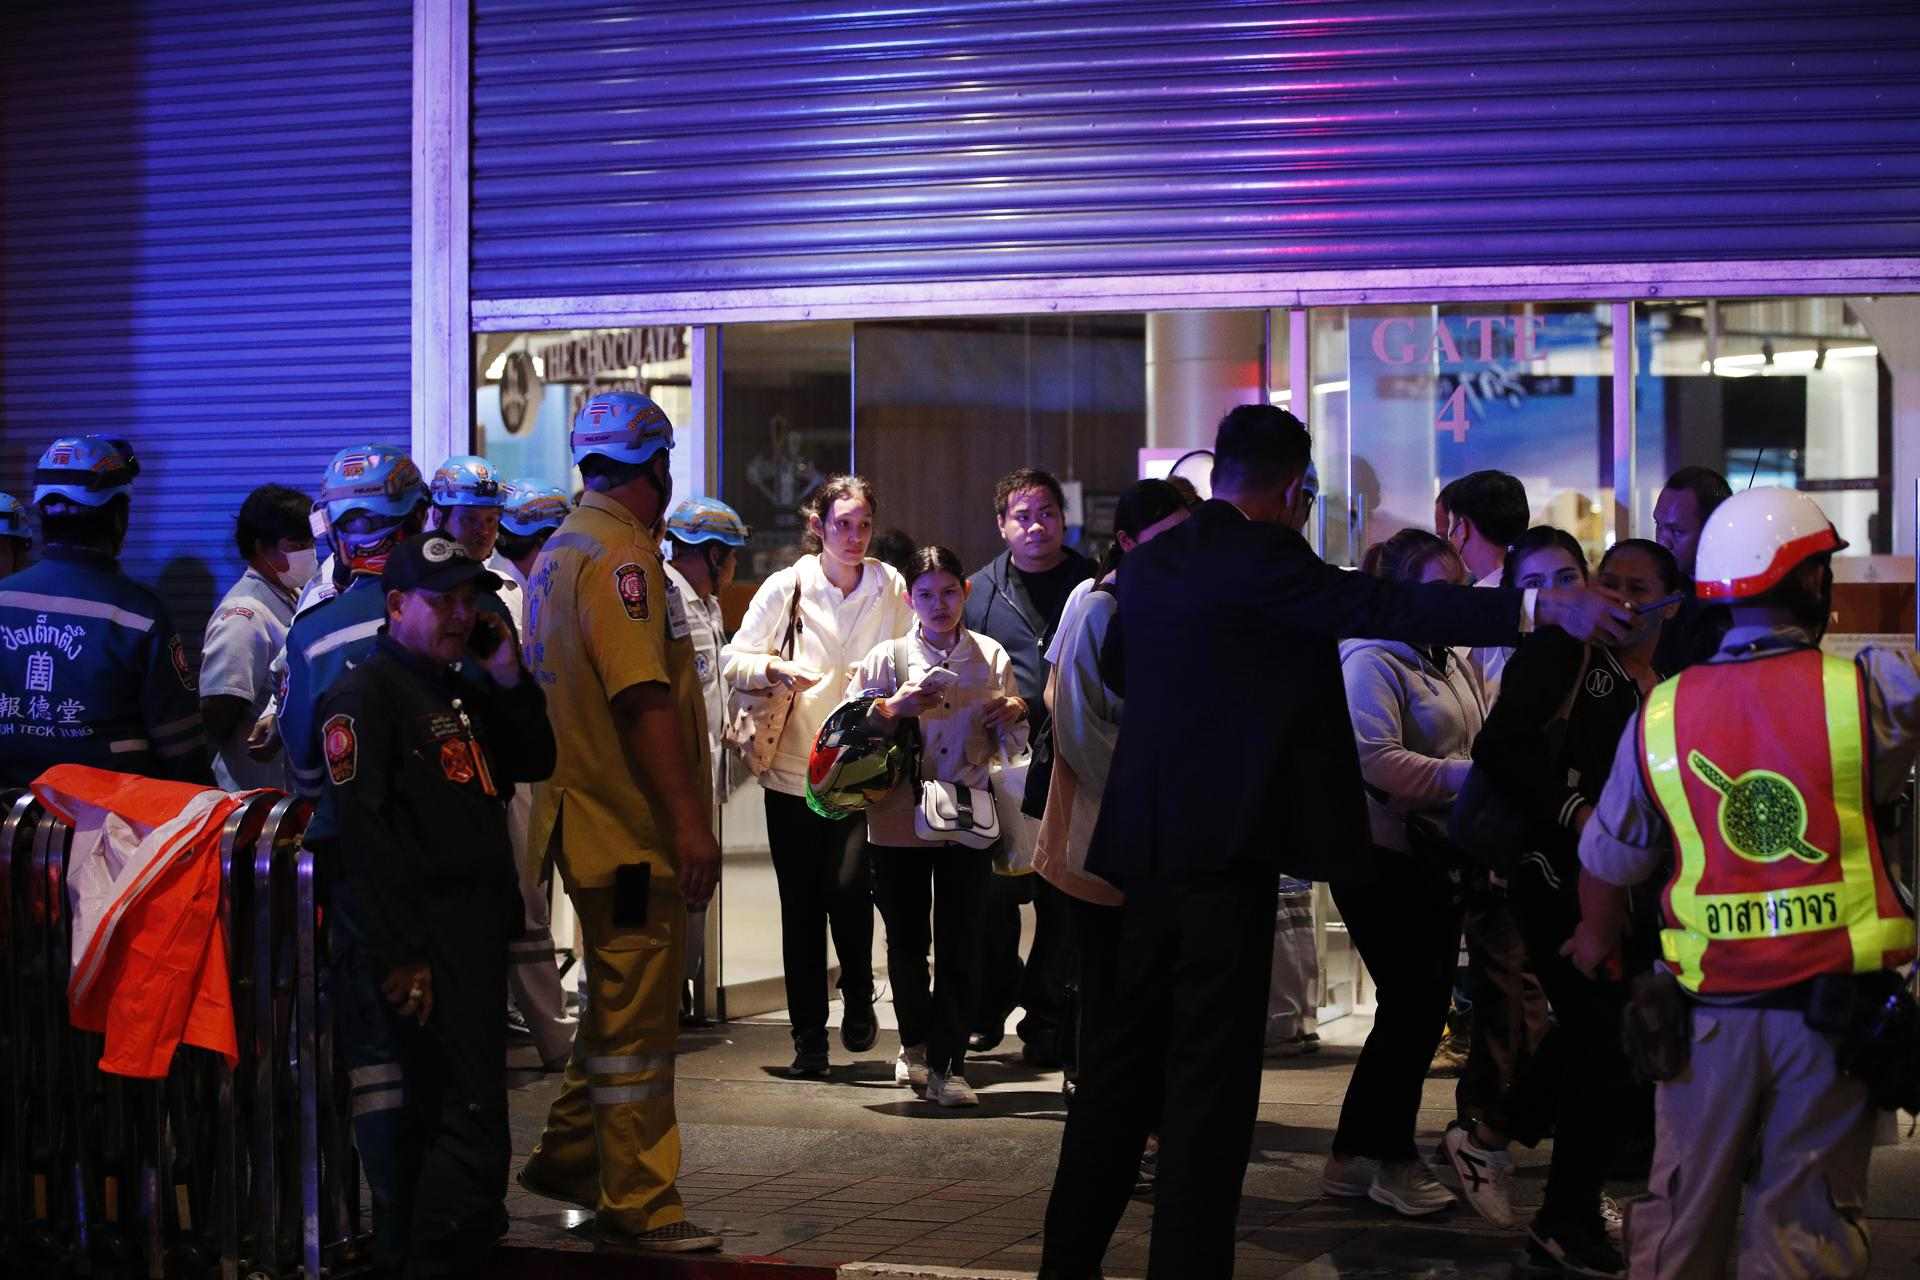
xmin=1270 ymin=380 xmax=1350 ymax=405
xmin=1700 ymin=344 xmax=1876 ymax=377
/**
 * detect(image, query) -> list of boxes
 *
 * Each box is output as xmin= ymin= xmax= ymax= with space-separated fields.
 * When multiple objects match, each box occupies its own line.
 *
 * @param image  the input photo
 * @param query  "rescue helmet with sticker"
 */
xmin=429 ymin=454 xmax=505 ymax=509
xmin=806 ymin=695 xmax=918 ymax=820
xmin=0 ymin=493 xmax=30 ymax=544
xmin=666 ymin=497 xmax=750 ymax=549
xmin=34 ymin=436 xmax=140 ymax=508
xmin=570 ymin=391 xmax=674 ymax=469
xmin=1693 ymin=486 xmax=1849 ymax=602
xmin=501 ymin=482 xmax=571 ymax=536
xmin=320 ymin=444 xmax=428 ymax=525
xmin=321 ymin=445 xmax=428 ymax=573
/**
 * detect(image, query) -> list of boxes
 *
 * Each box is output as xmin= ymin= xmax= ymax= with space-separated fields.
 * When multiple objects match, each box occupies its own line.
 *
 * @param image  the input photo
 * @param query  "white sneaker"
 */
xmin=895 ymin=1044 xmax=930 ymax=1092
xmin=1322 ymin=1153 xmax=1378 ymax=1199
xmin=1438 ymin=1121 xmax=1517 ymax=1227
xmin=1369 ymin=1158 xmax=1457 ymax=1217
xmin=1600 ymin=1193 xmax=1625 ymax=1245
xmin=924 ymin=1070 xmax=978 ymax=1108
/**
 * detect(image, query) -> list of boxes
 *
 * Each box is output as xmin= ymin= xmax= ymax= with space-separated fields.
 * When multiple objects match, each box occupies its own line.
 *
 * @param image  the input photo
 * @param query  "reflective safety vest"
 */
xmin=1641 ymin=649 xmax=1916 ymax=995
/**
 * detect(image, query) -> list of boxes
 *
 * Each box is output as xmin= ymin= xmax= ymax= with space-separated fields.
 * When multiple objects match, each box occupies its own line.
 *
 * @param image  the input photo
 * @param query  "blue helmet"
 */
xmin=430 ymin=454 xmax=505 ymax=508
xmin=666 ymin=497 xmax=750 ymax=549
xmin=0 ymin=493 xmax=30 ymax=544
xmin=320 ymin=445 xmax=427 ymax=525
xmin=570 ymin=392 xmax=674 ymax=469
xmin=34 ymin=436 xmax=140 ymax=508
xmin=501 ymin=482 xmax=571 ymax=536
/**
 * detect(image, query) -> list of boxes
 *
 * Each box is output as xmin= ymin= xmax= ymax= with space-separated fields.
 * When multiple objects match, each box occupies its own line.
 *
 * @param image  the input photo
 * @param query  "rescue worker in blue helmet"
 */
xmin=663 ymin=496 xmax=750 ymax=1019
xmin=427 ymin=455 xmax=524 ymax=628
xmin=0 ymin=492 xmax=31 ymax=578
xmin=517 ymin=390 xmax=723 ymax=1252
xmin=0 ymin=437 xmax=210 ymax=787
xmin=431 ymin=460 xmax=576 ymax=1072
xmin=489 ymin=478 xmax=580 ymax=1071
xmin=278 ymin=442 xmax=430 ymax=1272
xmin=496 ymin=482 xmax=570 ymax=599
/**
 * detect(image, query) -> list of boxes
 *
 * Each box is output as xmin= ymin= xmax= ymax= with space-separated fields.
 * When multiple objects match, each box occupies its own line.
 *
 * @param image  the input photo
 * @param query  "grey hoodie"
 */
xmin=1337 ymin=637 xmax=1490 ymax=854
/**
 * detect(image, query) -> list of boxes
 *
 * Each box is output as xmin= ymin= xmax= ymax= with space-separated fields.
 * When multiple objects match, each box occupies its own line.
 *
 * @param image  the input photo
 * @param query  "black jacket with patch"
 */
xmin=314 ymin=633 xmax=556 ymax=975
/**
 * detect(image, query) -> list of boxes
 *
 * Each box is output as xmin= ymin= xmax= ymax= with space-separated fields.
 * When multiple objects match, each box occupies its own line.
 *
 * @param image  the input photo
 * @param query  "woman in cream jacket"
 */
xmin=721 ymin=476 xmax=912 ymax=1078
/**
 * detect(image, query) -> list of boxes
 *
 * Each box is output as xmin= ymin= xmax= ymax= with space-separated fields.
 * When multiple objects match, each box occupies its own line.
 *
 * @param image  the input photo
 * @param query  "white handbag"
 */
xmin=988 ymin=744 xmax=1037 ymax=874
xmin=915 ymin=778 xmax=1002 ymax=850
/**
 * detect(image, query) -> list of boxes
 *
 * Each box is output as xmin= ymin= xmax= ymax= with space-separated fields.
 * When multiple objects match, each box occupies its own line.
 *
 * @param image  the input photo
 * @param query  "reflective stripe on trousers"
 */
xmin=524 ymin=879 xmax=688 ymax=1233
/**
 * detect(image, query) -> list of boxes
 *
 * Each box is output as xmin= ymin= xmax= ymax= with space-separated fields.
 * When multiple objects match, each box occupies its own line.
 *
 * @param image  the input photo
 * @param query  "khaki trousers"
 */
xmin=523 ymin=874 xmax=688 ymax=1233
xmin=1626 ymin=1004 xmax=1874 ymax=1279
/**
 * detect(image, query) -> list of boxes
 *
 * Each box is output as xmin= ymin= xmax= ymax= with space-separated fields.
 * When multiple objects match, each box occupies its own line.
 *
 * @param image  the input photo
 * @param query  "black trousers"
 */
xmin=1510 ymin=869 xmax=1631 ymax=1228
xmin=338 ymin=893 xmax=512 ymax=1278
xmin=764 ymin=789 xmax=874 ymax=1052
xmin=1328 ymin=856 xmax=1464 ymax=1162
xmin=1456 ymin=878 xmax=1551 ymax=1141
xmin=977 ymin=872 xmax=1076 ymax=1054
xmin=1041 ymin=867 xmax=1278 ymax=1280
xmin=872 ymin=845 xmax=991 ymax=1075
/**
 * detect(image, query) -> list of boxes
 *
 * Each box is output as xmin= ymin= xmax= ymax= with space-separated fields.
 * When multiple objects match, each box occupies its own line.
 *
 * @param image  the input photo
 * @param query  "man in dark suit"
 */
xmin=1037 ymin=406 xmax=1633 ymax=1280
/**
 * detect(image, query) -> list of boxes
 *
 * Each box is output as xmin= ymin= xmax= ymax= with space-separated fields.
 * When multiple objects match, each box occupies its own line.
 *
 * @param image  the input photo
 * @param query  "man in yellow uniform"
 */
xmin=515 ymin=390 xmax=722 ymax=1253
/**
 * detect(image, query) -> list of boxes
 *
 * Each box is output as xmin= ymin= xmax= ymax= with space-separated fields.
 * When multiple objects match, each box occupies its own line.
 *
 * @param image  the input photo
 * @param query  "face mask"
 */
xmin=278 ymin=545 xmax=319 ymax=591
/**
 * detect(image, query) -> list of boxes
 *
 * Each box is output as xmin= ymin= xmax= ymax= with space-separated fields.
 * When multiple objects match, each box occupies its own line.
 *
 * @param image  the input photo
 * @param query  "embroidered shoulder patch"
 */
xmin=614 ymin=561 xmax=650 ymax=622
xmin=323 ymin=713 xmax=358 ymax=784
xmin=169 ymin=635 xmax=197 ymax=691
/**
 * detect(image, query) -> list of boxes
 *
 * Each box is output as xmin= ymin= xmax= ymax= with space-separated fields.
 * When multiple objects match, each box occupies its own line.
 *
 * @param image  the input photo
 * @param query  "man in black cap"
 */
xmin=314 ymin=532 xmax=556 ymax=1279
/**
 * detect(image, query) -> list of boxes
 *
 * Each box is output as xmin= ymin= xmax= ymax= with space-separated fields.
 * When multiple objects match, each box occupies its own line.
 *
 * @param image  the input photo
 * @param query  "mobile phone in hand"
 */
xmin=468 ymin=615 xmax=504 ymax=658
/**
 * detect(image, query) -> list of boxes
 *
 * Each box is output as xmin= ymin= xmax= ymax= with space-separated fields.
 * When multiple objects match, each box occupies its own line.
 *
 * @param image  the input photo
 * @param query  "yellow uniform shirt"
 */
xmin=525 ymin=491 xmax=710 ymax=889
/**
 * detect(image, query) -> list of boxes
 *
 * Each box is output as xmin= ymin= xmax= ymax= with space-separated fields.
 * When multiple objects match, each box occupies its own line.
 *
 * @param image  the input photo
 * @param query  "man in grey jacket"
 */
xmin=964 ymin=466 xmax=1095 ymax=1065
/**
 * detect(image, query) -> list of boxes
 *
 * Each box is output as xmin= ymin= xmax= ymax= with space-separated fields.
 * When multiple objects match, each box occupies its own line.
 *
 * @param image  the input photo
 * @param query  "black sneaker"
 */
xmin=969 ymin=1027 xmax=1005 ymax=1054
xmin=785 ymin=1050 xmax=830 ymax=1080
xmin=597 ymin=1219 xmax=723 ymax=1252
xmin=840 ymin=990 xmax=878 ymax=1054
xmin=1528 ymin=1215 xmax=1626 ymax=1278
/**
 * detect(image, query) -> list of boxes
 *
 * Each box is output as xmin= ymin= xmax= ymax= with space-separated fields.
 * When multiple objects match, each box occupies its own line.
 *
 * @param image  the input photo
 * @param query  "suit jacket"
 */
xmin=1084 ymin=501 xmax=1527 ymax=887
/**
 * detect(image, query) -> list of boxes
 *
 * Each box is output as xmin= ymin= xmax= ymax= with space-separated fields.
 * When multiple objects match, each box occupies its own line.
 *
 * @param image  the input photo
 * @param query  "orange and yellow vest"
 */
xmin=1640 ymin=649 xmax=1915 ymax=996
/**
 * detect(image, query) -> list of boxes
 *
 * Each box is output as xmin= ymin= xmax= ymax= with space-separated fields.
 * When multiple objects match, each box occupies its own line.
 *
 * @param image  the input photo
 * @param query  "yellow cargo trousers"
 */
xmin=522 ymin=871 xmax=687 ymax=1233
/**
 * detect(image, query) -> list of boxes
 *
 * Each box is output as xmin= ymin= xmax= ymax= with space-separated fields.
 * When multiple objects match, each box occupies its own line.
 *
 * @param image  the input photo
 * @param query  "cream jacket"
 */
xmin=721 ymin=554 xmax=913 ymax=797
xmin=848 ymin=625 xmax=1026 ymax=848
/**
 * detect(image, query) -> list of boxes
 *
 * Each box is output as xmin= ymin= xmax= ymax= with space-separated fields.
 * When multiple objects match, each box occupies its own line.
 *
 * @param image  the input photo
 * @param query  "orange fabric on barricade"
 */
xmin=31 ymin=763 xmax=270 ymax=1077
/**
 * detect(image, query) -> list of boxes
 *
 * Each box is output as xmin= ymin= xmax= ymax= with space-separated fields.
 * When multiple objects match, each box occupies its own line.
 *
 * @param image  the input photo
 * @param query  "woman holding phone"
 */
xmin=851 ymin=545 xmax=1026 ymax=1108
xmin=722 ymin=476 xmax=912 ymax=1079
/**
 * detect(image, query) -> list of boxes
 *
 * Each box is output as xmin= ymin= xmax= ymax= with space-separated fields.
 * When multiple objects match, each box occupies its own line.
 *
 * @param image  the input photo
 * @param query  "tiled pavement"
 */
xmin=500 ymin=1017 xmax=1920 ymax=1278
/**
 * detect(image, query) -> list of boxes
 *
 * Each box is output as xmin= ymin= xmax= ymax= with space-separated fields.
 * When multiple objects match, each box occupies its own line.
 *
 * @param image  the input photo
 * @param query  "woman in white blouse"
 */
xmin=851 ymin=545 xmax=1027 ymax=1108
xmin=721 ymin=476 xmax=913 ymax=1079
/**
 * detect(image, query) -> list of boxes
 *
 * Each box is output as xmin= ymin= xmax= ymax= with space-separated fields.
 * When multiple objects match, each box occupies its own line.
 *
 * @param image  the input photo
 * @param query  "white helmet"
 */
xmin=1694 ymin=486 xmax=1847 ymax=602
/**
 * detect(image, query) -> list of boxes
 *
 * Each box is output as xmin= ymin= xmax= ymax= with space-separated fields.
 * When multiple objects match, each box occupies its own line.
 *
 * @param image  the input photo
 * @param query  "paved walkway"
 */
xmin=499 ymin=1015 xmax=1920 ymax=1277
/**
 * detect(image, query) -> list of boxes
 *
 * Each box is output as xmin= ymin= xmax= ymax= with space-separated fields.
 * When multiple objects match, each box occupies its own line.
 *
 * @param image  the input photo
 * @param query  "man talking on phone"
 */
xmin=515 ymin=392 xmax=724 ymax=1253
xmin=315 ymin=532 xmax=556 ymax=1278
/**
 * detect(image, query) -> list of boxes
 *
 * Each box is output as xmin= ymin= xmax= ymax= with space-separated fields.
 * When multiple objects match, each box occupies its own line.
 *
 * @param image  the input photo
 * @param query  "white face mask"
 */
xmin=277 ymin=546 xmax=320 ymax=592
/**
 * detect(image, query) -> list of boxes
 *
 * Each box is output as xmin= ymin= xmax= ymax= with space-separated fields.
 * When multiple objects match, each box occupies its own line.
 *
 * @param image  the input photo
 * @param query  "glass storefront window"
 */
xmin=1320 ymin=303 xmax=1616 ymax=566
xmin=1636 ymin=299 xmax=1888 ymax=553
xmin=473 ymin=327 xmax=693 ymax=496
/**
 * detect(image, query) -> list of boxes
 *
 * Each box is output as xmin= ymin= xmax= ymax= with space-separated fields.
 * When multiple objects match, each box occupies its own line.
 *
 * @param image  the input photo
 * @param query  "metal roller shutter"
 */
xmin=469 ymin=0 xmax=1920 ymax=304
xmin=0 ymin=0 xmax=413 ymax=647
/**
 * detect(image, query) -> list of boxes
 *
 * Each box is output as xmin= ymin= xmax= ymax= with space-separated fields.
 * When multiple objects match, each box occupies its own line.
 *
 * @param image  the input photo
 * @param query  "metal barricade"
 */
xmin=0 ymin=787 xmax=368 ymax=1279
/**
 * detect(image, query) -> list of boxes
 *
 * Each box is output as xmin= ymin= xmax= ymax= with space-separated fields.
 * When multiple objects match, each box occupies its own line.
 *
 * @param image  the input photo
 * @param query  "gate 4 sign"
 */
xmin=1356 ymin=313 xmax=1578 ymax=444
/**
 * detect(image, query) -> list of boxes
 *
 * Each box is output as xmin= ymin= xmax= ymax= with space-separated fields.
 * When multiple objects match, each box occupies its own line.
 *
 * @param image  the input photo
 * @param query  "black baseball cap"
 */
xmin=382 ymin=532 xmax=503 ymax=594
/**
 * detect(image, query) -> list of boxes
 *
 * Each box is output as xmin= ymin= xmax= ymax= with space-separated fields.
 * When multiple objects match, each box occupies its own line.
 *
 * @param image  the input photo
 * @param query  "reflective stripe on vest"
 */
xmin=1641 ymin=650 xmax=1915 ymax=995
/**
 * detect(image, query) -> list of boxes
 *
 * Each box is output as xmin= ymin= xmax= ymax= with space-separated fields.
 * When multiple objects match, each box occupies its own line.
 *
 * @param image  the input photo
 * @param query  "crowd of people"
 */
xmin=0 ymin=395 xmax=1912 ymax=1280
